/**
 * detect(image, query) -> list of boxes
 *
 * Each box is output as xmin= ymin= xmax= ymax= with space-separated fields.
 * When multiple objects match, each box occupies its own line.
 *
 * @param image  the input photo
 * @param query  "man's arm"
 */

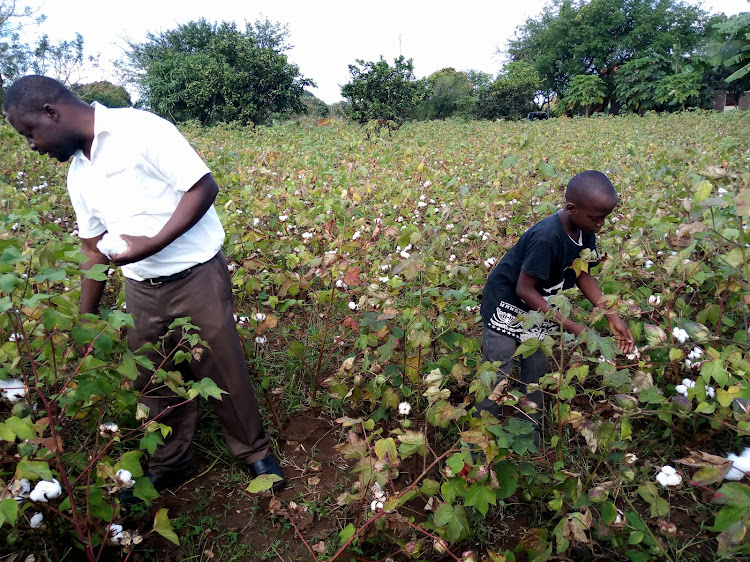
xmin=576 ymin=271 xmax=634 ymax=353
xmin=516 ymin=270 xmax=587 ymax=336
xmin=80 ymin=233 xmax=109 ymax=316
xmin=110 ymin=173 xmax=219 ymax=266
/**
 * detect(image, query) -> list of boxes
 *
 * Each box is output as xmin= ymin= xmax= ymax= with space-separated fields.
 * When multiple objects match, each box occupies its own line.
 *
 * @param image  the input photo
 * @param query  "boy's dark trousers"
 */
xmin=125 ymin=252 xmax=271 ymax=477
xmin=476 ymin=328 xmax=548 ymax=429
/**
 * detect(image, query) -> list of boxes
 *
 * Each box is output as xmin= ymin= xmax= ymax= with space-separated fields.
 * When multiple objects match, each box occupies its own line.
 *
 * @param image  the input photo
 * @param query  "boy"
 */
xmin=478 ymin=170 xmax=634 ymax=427
xmin=4 ymin=75 xmax=285 ymax=499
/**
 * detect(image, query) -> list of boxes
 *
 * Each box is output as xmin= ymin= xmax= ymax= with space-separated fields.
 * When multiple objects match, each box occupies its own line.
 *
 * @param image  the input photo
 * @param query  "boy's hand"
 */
xmin=608 ymin=315 xmax=634 ymax=354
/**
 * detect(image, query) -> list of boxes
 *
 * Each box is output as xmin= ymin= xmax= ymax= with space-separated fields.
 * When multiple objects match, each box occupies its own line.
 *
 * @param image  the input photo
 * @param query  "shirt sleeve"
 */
xmin=520 ymin=236 xmax=553 ymax=281
xmin=141 ymin=114 xmax=211 ymax=193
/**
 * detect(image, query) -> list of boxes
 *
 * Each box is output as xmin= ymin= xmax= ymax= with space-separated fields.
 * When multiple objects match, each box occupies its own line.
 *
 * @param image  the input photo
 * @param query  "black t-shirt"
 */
xmin=480 ymin=212 xmax=598 ymax=342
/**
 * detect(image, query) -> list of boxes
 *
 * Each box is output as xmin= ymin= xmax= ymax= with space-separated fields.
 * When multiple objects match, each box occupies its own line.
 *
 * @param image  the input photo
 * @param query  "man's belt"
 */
xmin=141 ymin=267 xmax=192 ymax=286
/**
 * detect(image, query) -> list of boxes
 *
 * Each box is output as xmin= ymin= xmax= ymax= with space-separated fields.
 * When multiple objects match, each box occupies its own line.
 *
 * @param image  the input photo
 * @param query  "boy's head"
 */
xmin=4 ymin=75 xmax=87 ymax=162
xmin=564 ymin=170 xmax=617 ymax=234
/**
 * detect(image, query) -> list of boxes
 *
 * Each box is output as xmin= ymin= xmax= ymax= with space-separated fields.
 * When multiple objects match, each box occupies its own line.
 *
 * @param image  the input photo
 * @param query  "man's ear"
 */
xmin=41 ymin=103 xmax=60 ymax=122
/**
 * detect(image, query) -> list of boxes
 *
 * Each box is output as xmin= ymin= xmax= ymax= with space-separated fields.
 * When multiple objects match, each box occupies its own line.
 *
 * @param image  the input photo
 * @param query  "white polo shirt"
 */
xmin=67 ymin=103 xmax=225 ymax=281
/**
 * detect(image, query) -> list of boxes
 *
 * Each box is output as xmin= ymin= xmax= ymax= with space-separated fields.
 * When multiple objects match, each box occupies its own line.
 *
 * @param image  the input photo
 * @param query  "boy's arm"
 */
xmin=517 ymin=271 xmax=587 ymax=336
xmin=576 ymin=271 xmax=634 ymax=353
xmin=110 ymin=173 xmax=219 ymax=266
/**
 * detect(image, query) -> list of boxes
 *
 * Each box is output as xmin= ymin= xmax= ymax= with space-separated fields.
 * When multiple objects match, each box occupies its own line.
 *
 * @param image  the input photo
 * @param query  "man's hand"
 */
xmin=608 ymin=315 xmax=634 ymax=354
xmin=110 ymin=235 xmax=158 ymax=266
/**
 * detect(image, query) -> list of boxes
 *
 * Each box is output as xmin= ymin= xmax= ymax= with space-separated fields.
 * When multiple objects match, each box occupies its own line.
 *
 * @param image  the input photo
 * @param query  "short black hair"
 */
xmin=4 ymin=75 xmax=75 ymax=115
xmin=565 ymin=170 xmax=617 ymax=205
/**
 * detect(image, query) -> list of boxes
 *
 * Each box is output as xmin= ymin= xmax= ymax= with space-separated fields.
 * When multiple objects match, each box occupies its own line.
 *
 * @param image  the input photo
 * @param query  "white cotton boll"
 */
xmin=685 ymin=359 xmax=692 ymax=370
xmin=348 ymin=302 xmax=358 ymax=311
xmin=675 ymin=384 xmax=688 ymax=397
xmin=29 ymin=512 xmax=43 ymax=528
xmin=644 ymin=259 xmax=654 ymax=268
xmin=0 ymin=378 xmax=26 ymax=402
xmin=29 ymin=479 xmax=62 ymax=502
xmin=255 ymin=336 xmax=268 ymax=345
xmin=278 ymin=214 xmax=288 ymax=222
xmin=109 ymin=523 xmax=124 ymax=544
xmin=718 ymin=187 xmax=728 ymax=195
xmin=706 ymin=386 xmax=715 ymax=399
xmin=725 ymin=448 xmax=750 ymax=481
xmin=115 ymin=469 xmax=134 ymax=487
xmin=253 ymin=312 xmax=266 ymax=322
xmin=648 ymin=295 xmax=661 ymax=306
xmin=96 ymin=233 xmax=129 ymax=259
xmin=352 ymin=230 xmax=361 ymax=240
xmin=302 ymin=232 xmax=314 ymax=240
xmin=682 ymin=378 xmax=695 ymax=389
xmin=399 ymin=402 xmax=411 ymax=415
xmin=656 ymin=466 xmax=682 ymax=487
xmin=400 ymin=250 xmax=411 ymax=259
xmin=483 ymin=257 xmax=497 ymax=268
xmin=688 ymin=347 xmax=703 ymax=360
xmin=378 ymin=276 xmax=389 ymax=283
xmin=672 ymin=327 xmax=689 ymax=344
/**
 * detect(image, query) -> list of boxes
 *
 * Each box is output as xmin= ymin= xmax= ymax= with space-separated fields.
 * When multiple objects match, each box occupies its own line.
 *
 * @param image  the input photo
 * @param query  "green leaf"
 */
xmin=339 ymin=523 xmax=355 ymax=545
xmin=139 ymin=432 xmax=164 ymax=455
xmin=465 ymin=483 xmax=496 ymax=516
xmin=132 ymin=475 xmax=159 ymax=503
xmin=494 ymin=461 xmax=519 ymax=499
xmin=374 ymin=437 xmax=397 ymax=461
xmin=82 ymin=263 xmax=110 ymax=281
xmin=115 ymin=451 xmax=144 ymax=478
xmin=0 ymin=498 xmax=18 ymax=527
xmin=246 ymin=474 xmax=283 ymax=493
xmin=154 ymin=508 xmax=179 ymax=545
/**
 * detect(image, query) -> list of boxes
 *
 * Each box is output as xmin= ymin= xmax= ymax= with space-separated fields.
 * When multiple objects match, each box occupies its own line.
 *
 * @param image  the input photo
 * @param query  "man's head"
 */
xmin=564 ymin=170 xmax=618 ymax=234
xmin=4 ymin=75 xmax=91 ymax=162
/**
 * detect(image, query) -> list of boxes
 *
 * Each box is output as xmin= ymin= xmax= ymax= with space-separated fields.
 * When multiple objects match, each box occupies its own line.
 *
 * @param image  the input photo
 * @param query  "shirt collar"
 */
xmin=75 ymin=102 xmax=112 ymax=162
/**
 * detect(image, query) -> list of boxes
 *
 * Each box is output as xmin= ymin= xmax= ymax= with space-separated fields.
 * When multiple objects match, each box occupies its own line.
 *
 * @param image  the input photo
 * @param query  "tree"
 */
xmin=72 ymin=81 xmax=131 ymax=108
xmin=508 ymin=0 xmax=711 ymax=103
xmin=564 ymin=74 xmax=608 ymax=115
xmin=477 ymin=61 xmax=541 ymax=120
xmin=123 ymin=19 xmax=313 ymax=125
xmin=702 ymin=12 xmax=750 ymax=94
xmin=0 ymin=1 xmax=43 ymax=88
xmin=31 ymin=33 xmax=100 ymax=86
xmin=421 ymin=68 xmax=473 ymax=120
xmin=613 ymin=56 xmax=666 ymax=113
xmin=340 ymin=56 xmax=426 ymax=127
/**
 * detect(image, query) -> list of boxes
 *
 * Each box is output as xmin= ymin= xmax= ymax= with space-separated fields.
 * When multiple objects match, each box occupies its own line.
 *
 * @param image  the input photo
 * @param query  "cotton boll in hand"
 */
xmin=96 ymin=233 xmax=129 ymax=259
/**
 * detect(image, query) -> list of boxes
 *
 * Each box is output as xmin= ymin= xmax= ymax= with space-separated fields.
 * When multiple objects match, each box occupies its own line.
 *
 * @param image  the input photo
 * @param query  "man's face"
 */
xmin=7 ymin=106 xmax=79 ymax=162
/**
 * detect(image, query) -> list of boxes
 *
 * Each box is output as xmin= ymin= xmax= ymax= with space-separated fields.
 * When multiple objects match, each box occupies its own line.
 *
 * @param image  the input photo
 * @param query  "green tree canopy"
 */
xmin=702 ymin=12 xmax=750 ymax=94
xmin=421 ymin=68 xmax=473 ymax=119
xmin=508 ymin=0 xmax=711 ymax=101
xmin=476 ymin=61 xmax=541 ymax=120
xmin=341 ymin=56 xmax=426 ymax=126
xmin=123 ymin=19 xmax=313 ymax=125
xmin=72 ymin=81 xmax=131 ymax=108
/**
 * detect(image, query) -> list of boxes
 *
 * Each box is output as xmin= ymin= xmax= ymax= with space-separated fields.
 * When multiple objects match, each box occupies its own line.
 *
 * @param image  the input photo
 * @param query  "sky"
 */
xmin=18 ymin=0 xmax=750 ymax=105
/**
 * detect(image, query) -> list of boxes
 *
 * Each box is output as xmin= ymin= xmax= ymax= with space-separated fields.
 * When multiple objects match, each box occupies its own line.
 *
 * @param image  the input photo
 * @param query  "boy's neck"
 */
xmin=556 ymin=210 xmax=580 ymax=239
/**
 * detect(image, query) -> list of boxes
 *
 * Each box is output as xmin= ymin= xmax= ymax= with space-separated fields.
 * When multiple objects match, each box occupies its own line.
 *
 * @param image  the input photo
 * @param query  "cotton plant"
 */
xmin=370 ymin=481 xmax=387 ymax=512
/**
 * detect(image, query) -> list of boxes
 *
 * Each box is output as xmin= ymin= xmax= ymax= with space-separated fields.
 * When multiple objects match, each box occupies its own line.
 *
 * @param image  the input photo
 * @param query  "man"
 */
xmin=4 ymin=75 xmax=285 ymax=499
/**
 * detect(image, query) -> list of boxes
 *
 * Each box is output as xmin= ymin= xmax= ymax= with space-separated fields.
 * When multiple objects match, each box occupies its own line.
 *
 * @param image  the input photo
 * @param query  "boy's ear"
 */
xmin=564 ymin=201 xmax=576 ymax=213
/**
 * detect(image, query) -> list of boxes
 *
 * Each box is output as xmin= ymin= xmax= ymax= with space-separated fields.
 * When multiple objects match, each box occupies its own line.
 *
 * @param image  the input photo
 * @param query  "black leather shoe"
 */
xmin=120 ymin=468 xmax=194 ymax=505
xmin=249 ymin=455 xmax=286 ymax=493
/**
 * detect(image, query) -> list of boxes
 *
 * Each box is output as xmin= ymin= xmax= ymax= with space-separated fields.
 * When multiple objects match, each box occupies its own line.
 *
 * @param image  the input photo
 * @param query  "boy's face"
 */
xmin=567 ymin=195 xmax=617 ymax=234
